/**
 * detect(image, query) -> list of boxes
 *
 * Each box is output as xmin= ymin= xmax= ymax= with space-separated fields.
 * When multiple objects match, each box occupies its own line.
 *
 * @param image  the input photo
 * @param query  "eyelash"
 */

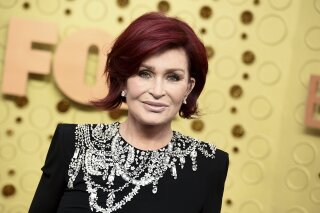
xmin=167 ymin=74 xmax=180 ymax=81
xmin=137 ymin=70 xmax=151 ymax=79
xmin=137 ymin=70 xmax=181 ymax=81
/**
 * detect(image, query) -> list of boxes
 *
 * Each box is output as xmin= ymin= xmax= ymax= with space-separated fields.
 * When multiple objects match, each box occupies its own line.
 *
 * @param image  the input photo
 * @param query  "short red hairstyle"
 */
xmin=92 ymin=12 xmax=208 ymax=118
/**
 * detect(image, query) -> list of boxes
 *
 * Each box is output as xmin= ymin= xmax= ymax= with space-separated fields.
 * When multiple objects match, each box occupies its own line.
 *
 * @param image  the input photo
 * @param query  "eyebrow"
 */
xmin=140 ymin=64 xmax=186 ymax=73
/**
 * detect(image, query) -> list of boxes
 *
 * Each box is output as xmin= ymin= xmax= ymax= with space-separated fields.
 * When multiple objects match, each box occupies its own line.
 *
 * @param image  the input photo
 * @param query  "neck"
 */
xmin=119 ymin=118 xmax=173 ymax=151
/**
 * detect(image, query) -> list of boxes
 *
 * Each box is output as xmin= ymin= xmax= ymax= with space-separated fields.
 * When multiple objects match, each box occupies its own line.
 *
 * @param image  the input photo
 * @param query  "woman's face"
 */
xmin=124 ymin=48 xmax=195 ymax=127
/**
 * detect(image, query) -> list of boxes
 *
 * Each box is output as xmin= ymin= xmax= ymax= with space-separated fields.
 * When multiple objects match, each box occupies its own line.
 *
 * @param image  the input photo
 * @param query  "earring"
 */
xmin=121 ymin=90 xmax=126 ymax=97
xmin=183 ymin=97 xmax=187 ymax=104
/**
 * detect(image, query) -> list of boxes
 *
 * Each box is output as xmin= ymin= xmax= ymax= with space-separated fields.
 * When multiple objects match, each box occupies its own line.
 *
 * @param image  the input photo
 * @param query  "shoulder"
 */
xmin=56 ymin=123 xmax=77 ymax=132
xmin=196 ymin=138 xmax=228 ymax=168
xmin=41 ymin=123 xmax=80 ymax=174
xmin=197 ymin=140 xmax=229 ymax=182
xmin=194 ymin=140 xmax=229 ymax=183
xmin=197 ymin=139 xmax=228 ymax=167
xmin=175 ymin=132 xmax=228 ymax=160
xmin=214 ymin=148 xmax=229 ymax=163
xmin=175 ymin=132 xmax=229 ymax=171
xmin=50 ymin=123 xmax=78 ymax=155
xmin=212 ymin=148 xmax=229 ymax=174
xmin=54 ymin=123 xmax=78 ymax=144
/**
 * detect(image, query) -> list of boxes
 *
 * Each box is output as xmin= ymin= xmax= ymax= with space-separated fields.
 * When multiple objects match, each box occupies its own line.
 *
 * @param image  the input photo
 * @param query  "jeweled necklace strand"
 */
xmin=67 ymin=122 xmax=217 ymax=213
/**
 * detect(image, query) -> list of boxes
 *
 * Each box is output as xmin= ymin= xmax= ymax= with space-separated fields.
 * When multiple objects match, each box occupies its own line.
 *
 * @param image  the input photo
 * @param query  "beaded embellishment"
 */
xmin=67 ymin=122 xmax=216 ymax=213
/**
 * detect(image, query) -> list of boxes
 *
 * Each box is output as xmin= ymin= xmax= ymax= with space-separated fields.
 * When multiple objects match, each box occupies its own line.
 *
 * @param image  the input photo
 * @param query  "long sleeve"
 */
xmin=29 ymin=124 xmax=70 ymax=213
xmin=201 ymin=151 xmax=229 ymax=213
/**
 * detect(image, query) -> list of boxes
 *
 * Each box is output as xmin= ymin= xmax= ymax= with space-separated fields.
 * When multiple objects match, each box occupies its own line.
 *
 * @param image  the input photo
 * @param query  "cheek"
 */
xmin=126 ymin=79 xmax=147 ymax=96
xmin=167 ymin=85 xmax=188 ymax=103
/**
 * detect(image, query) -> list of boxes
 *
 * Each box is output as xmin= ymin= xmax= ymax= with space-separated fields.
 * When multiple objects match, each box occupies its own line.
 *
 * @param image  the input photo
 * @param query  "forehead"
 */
xmin=141 ymin=48 xmax=188 ymax=70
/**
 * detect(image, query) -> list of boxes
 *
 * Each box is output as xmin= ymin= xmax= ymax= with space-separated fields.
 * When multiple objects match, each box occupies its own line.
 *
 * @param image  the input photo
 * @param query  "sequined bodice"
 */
xmin=67 ymin=122 xmax=216 ymax=213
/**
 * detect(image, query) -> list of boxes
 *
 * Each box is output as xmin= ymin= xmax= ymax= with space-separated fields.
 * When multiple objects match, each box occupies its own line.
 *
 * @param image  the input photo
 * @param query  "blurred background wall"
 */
xmin=0 ymin=0 xmax=319 ymax=212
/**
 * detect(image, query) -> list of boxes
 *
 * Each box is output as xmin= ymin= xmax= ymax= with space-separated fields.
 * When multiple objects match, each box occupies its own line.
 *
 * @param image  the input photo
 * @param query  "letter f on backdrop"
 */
xmin=1 ymin=18 xmax=58 ymax=96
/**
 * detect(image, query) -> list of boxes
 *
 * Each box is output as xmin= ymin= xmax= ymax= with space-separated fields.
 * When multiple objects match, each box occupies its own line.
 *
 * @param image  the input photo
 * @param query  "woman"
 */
xmin=29 ymin=12 xmax=229 ymax=213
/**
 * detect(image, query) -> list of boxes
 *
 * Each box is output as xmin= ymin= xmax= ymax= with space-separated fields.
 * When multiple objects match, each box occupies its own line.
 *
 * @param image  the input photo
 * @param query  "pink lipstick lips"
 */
xmin=142 ymin=101 xmax=168 ymax=112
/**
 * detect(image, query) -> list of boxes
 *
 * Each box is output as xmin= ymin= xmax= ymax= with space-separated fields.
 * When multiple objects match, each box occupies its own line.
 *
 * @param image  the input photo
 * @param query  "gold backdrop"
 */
xmin=0 ymin=0 xmax=320 ymax=213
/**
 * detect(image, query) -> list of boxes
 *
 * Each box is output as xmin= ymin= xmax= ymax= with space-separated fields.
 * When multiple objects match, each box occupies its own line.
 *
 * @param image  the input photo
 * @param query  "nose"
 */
xmin=149 ymin=78 xmax=165 ymax=99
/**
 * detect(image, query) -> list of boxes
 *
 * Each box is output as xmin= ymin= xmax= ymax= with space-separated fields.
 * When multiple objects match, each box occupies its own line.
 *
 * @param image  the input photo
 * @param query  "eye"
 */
xmin=167 ymin=73 xmax=181 ymax=81
xmin=137 ymin=70 xmax=152 ymax=79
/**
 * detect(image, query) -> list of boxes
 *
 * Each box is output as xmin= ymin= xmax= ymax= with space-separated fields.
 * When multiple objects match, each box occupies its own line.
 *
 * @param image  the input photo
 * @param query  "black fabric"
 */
xmin=29 ymin=124 xmax=229 ymax=213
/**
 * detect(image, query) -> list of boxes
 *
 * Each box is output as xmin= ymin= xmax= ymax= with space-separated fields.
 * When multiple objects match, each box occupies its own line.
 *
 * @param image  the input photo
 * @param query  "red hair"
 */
xmin=91 ymin=12 xmax=208 ymax=118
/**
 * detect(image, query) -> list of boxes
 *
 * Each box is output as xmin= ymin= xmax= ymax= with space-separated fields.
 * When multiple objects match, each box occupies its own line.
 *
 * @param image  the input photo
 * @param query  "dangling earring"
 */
xmin=183 ymin=97 xmax=187 ymax=104
xmin=121 ymin=90 xmax=126 ymax=97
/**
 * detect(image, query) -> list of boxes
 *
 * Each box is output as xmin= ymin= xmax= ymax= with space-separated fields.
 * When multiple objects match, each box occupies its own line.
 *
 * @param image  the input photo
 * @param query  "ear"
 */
xmin=186 ymin=77 xmax=196 ymax=96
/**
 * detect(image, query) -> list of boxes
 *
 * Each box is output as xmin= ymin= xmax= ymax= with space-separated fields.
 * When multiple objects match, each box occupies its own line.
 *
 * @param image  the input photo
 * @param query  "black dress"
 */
xmin=29 ymin=123 xmax=229 ymax=213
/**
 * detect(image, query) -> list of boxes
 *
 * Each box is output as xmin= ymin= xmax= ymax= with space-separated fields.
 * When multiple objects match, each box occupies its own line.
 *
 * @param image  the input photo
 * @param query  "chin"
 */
xmin=135 ymin=114 xmax=174 ymax=127
xmin=139 ymin=119 xmax=170 ymax=127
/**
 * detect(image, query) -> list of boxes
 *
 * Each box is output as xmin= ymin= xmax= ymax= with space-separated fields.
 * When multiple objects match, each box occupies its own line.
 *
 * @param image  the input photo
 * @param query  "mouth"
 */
xmin=142 ymin=101 xmax=169 ymax=112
